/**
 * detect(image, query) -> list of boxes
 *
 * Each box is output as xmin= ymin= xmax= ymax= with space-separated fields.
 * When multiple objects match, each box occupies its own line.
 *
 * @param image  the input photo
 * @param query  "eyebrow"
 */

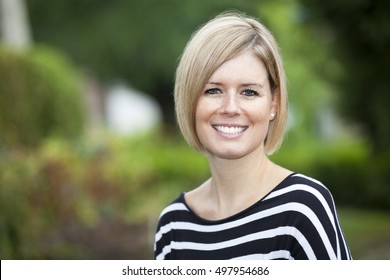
xmin=206 ymin=82 xmax=264 ymax=88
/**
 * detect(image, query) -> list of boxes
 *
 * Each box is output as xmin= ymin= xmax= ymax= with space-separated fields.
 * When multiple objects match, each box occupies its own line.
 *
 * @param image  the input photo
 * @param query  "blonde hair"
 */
xmin=174 ymin=12 xmax=288 ymax=155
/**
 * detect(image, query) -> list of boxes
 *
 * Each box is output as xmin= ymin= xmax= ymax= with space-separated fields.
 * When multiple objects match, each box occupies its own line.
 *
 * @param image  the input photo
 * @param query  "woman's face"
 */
xmin=195 ymin=50 xmax=277 ymax=160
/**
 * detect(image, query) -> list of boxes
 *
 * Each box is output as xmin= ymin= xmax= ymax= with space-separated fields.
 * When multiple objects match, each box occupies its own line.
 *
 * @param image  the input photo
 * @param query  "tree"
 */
xmin=26 ymin=0 xmax=258 ymax=124
xmin=300 ymin=0 xmax=390 ymax=209
xmin=301 ymin=0 xmax=390 ymax=152
xmin=0 ymin=46 xmax=85 ymax=149
xmin=257 ymin=0 xmax=338 ymax=144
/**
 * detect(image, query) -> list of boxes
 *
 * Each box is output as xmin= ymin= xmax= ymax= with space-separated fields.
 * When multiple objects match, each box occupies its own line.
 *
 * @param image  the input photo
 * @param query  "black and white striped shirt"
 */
xmin=154 ymin=173 xmax=352 ymax=260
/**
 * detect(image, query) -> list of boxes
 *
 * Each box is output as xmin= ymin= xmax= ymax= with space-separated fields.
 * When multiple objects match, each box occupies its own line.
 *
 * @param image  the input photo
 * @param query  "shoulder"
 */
xmin=157 ymin=193 xmax=187 ymax=218
xmin=155 ymin=192 xmax=192 ymax=231
xmin=270 ymin=173 xmax=351 ymax=259
xmin=154 ymin=193 xmax=192 ymax=259
xmin=266 ymin=173 xmax=340 ymax=229
xmin=270 ymin=172 xmax=335 ymax=207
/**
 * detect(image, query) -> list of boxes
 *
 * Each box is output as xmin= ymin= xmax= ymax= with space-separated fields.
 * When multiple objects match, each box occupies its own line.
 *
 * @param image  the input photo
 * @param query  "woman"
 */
xmin=154 ymin=12 xmax=352 ymax=260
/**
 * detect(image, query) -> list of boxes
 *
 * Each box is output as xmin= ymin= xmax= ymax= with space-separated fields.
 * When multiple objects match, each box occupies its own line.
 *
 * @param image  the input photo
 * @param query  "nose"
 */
xmin=220 ymin=93 xmax=240 ymax=116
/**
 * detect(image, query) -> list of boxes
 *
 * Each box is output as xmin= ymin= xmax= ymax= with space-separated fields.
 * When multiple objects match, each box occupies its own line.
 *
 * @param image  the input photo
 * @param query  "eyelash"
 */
xmin=204 ymin=88 xmax=260 ymax=97
xmin=243 ymin=89 xmax=259 ymax=97
xmin=204 ymin=88 xmax=221 ymax=95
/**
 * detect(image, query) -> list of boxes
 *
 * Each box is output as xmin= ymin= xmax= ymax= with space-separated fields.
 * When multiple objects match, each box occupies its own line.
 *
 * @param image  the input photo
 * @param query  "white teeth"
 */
xmin=214 ymin=126 xmax=245 ymax=134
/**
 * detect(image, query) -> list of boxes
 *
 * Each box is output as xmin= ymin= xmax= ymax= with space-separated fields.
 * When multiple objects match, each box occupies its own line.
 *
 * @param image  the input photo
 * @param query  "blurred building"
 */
xmin=0 ymin=0 xmax=31 ymax=51
xmin=105 ymin=83 xmax=162 ymax=135
xmin=84 ymin=77 xmax=162 ymax=136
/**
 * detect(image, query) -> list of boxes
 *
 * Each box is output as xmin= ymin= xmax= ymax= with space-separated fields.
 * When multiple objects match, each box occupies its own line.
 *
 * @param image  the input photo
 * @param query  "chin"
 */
xmin=205 ymin=148 xmax=248 ymax=160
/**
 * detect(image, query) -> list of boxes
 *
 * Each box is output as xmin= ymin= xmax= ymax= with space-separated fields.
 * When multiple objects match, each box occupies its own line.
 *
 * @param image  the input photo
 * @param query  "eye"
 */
xmin=242 ymin=89 xmax=259 ymax=97
xmin=204 ymin=88 xmax=222 ymax=95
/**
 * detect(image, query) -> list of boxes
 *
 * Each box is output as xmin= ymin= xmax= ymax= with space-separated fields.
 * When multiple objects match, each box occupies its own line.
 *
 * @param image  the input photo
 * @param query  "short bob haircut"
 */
xmin=174 ymin=12 xmax=288 ymax=155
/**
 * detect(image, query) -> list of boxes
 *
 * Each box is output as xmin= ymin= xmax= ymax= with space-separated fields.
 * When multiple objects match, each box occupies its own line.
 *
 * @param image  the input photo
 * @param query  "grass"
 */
xmin=338 ymin=208 xmax=390 ymax=259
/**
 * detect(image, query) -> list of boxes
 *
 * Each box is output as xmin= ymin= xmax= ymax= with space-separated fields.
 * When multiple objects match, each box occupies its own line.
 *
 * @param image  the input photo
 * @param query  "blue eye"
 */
xmin=204 ymin=88 xmax=221 ymax=95
xmin=242 ymin=89 xmax=259 ymax=97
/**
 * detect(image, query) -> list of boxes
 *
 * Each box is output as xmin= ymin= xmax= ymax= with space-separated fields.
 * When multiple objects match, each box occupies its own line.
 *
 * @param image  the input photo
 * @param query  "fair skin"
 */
xmin=185 ymin=50 xmax=291 ymax=221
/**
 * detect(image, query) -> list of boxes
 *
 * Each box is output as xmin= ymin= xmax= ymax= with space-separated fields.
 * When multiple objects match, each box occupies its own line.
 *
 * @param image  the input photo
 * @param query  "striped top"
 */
xmin=154 ymin=173 xmax=352 ymax=260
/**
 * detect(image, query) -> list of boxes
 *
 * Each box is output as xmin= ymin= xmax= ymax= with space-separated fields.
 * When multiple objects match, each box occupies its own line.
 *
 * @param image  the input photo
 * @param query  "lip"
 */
xmin=212 ymin=124 xmax=248 ymax=137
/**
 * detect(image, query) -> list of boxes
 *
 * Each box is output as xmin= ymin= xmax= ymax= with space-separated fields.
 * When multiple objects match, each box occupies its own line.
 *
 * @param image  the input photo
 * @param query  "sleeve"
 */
xmin=288 ymin=176 xmax=352 ymax=260
xmin=154 ymin=212 xmax=172 ymax=260
xmin=153 ymin=197 xmax=185 ymax=260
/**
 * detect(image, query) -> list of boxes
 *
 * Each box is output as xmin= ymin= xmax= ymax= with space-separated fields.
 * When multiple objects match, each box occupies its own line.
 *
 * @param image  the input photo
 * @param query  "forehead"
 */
xmin=207 ymin=50 xmax=269 ymax=85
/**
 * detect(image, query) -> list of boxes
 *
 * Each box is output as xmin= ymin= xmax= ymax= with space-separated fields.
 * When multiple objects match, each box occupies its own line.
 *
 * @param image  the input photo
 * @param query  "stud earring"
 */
xmin=270 ymin=113 xmax=275 ymax=120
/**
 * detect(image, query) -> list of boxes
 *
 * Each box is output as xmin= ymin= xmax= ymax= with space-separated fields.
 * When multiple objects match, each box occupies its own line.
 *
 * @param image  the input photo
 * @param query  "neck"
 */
xmin=206 ymin=148 xmax=276 ymax=218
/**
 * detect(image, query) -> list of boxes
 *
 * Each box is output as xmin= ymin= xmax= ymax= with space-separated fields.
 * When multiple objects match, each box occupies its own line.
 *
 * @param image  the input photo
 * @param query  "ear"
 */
xmin=270 ymin=88 xmax=278 ymax=121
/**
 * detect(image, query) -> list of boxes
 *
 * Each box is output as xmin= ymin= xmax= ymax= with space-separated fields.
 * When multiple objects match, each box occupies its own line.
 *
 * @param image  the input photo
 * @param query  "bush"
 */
xmin=309 ymin=143 xmax=369 ymax=207
xmin=272 ymin=138 xmax=390 ymax=210
xmin=0 ymin=133 xmax=209 ymax=259
xmin=0 ymin=45 xmax=84 ymax=149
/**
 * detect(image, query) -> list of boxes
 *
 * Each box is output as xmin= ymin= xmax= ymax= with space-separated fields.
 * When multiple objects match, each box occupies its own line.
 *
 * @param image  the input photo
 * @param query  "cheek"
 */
xmin=247 ymin=102 xmax=273 ymax=121
xmin=195 ymin=98 xmax=213 ymax=122
xmin=194 ymin=105 xmax=203 ymax=126
xmin=194 ymin=100 xmax=209 ymax=134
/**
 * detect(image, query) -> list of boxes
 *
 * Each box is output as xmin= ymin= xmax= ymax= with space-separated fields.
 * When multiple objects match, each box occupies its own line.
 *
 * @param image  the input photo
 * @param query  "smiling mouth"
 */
xmin=212 ymin=125 xmax=248 ymax=135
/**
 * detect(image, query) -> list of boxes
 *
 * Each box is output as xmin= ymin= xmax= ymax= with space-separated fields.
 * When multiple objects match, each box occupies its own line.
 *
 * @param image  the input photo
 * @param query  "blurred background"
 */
xmin=0 ymin=0 xmax=389 ymax=259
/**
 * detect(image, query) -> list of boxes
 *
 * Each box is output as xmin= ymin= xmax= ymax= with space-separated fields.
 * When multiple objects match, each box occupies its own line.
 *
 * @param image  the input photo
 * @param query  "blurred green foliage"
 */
xmin=298 ymin=0 xmax=390 ymax=211
xmin=0 ymin=45 xmax=84 ymax=149
xmin=257 ymin=0 xmax=336 ymax=143
xmin=25 ymin=0 xmax=390 ymax=151
xmin=0 ymin=133 xmax=209 ymax=259
xmin=26 ymin=0 xmax=259 ymax=123
xmin=0 ymin=132 xmax=388 ymax=259
xmin=339 ymin=208 xmax=390 ymax=259
xmin=272 ymin=137 xmax=390 ymax=210
xmin=1 ymin=0 xmax=388 ymax=259
xmin=302 ymin=0 xmax=390 ymax=152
